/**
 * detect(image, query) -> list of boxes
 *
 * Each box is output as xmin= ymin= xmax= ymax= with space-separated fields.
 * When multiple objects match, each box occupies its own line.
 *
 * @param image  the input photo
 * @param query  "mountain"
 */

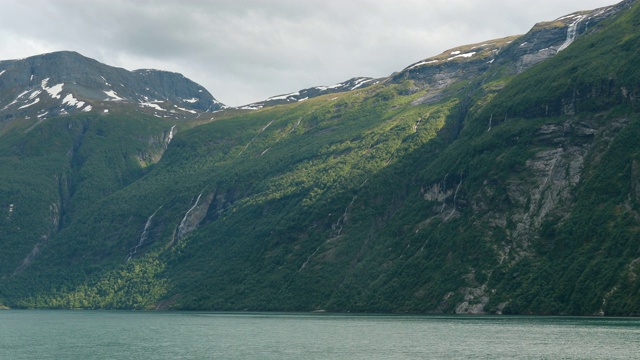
xmin=0 ymin=52 xmax=223 ymax=298
xmin=240 ymin=77 xmax=378 ymax=109
xmin=1 ymin=0 xmax=639 ymax=315
xmin=0 ymin=51 xmax=224 ymax=124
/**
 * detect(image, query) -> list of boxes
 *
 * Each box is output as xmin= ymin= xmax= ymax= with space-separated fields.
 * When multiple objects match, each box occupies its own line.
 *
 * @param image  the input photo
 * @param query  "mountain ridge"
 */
xmin=0 ymin=0 xmax=639 ymax=315
xmin=0 ymin=51 xmax=224 ymax=124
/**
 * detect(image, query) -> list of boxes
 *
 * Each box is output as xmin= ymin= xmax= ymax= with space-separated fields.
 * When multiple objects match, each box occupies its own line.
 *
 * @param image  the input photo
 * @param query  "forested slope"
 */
xmin=1 ymin=0 xmax=639 ymax=315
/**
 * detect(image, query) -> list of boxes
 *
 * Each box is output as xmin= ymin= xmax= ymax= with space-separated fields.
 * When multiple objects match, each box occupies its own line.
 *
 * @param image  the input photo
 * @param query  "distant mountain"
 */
xmin=0 ymin=51 xmax=224 ymax=122
xmin=240 ymin=77 xmax=378 ymax=109
xmin=1 ymin=0 xmax=639 ymax=316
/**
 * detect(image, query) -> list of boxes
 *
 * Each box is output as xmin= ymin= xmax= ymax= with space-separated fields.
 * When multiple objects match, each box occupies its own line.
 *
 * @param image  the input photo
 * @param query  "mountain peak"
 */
xmin=0 ymin=51 xmax=224 ymax=122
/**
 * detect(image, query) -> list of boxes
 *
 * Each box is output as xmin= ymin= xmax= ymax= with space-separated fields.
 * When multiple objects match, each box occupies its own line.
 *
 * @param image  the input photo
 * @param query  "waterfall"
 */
xmin=177 ymin=191 xmax=204 ymax=240
xmin=127 ymin=206 xmax=162 ymax=261
xmin=167 ymin=125 xmax=176 ymax=144
xmin=558 ymin=16 xmax=585 ymax=52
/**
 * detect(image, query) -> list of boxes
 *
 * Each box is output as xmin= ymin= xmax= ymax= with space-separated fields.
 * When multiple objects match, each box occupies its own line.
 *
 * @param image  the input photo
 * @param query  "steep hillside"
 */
xmin=0 ymin=54 xmax=221 ymax=302
xmin=1 ymin=0 xmax=639 ymax=315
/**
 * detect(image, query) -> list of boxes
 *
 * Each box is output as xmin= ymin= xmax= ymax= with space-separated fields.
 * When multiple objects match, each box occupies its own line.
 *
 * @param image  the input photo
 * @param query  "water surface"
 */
xmin=1 ymin=311 xmax=639 ymax=359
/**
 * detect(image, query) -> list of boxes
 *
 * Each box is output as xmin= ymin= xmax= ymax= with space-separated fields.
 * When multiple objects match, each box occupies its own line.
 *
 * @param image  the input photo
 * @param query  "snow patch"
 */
xmin=1 ymin=90 xmax=30 ymax=111
xmin=139 ymin=101 xmax=165 ymax=111
xmin=588 ymin=7 xmax=613 ymax=20
xmin=104 ymin=90 xmax=124 ymax=101
xmin=297 ymin=97 xmax=309 ymax=102
xmin=29 ymin=90 xmax=42 ymax=100
xmin=556 ymin=14 xmax=579 ymax=21
xmin=100 ymin=76 xmax=111 ymax=86
xmin=268 ymin=91 xmax=300 ymax=101
xmin=182 ymin=98 xmax=199 ymax=103
xmin=407 ymin=60 xmax=438 ymax=70
xmin=16 ymin=90 xmax=30 ymax=99
xmin=240 ymin=105 xmax=262 ymax=110
xmin=350 ymin=78 xmax=373 ymax=90
xmin=174 ymin=105 xmax=197 ymax=114
xmin=37 ymin=111 xmax=48 ymax=118
xmin=46 ymin=84 xmax=64 ymax=99
xmin=103 ymin=109 xmax=109 ymax=113
xmin=316 ymin=81 xmax=348 ymax=92
xmin=0 ymin=70 xmax=5 ymax=77
xmin=82 ymin=105 xmax=92 ymax=112
xmin=450 ymin=51 xmax=461 ymax=55
xmin=40 ymin=79 xmax=64 ymax=99
xmin=448 ymin=52 xmax=476 ymax=60
xmin=62 ymin=94 xmax=85 ymax=108
xmin=19 ymin=97 xmax=40 ymax=109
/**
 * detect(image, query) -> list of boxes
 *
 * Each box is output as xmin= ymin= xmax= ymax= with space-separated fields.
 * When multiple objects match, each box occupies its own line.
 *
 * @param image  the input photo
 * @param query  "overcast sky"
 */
xmin=0 ymin=0 xmax=619 ymax=106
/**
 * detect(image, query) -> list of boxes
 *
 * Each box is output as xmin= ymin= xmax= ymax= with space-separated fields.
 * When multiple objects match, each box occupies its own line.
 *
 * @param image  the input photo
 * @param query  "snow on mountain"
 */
xmin=240 ymin=77 xmax=378 ymax=110
xmin=0 ymin=51 xmax=224 ymax=121
xmin=103 ymin=90 xmax=124 ymax=101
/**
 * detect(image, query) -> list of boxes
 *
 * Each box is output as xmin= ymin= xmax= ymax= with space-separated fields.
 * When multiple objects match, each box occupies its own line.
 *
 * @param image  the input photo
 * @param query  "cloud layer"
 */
xmin=0 ymin=0 xmax=618 ymax=106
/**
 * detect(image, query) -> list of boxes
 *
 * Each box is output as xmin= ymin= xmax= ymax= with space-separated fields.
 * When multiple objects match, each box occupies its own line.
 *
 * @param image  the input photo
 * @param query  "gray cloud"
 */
xmin=0 ymin=0 xmax=618 ymax=106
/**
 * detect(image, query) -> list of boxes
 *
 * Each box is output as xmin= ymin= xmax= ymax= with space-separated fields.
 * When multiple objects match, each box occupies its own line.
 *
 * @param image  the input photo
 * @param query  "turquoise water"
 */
xmin=1 ymin=311 xmax=639 ymax=359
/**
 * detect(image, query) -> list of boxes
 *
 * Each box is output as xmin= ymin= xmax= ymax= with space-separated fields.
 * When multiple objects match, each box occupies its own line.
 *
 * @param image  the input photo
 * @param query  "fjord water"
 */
xmin=1 ymin=311 xmax=639 ymax=359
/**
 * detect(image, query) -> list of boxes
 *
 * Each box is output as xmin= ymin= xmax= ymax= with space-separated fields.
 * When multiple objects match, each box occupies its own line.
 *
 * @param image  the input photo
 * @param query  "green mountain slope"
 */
xmin=0 ymin=110 xmax=177 ymax=291
xmin=1 ymin=0 xmax=639 ymax=315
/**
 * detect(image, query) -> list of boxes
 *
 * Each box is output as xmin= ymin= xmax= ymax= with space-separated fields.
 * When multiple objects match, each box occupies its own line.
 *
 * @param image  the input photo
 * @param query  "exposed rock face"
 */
xmin=506 ymin=121 xmax=594 ymax=250
xmin=0 ymin=51 xmax=224 ymax=121
xmin=136 ymin=125 xmax=178 ymax=167
xmin=419 ymin=113 xmax=631 ymax=312
xmin=455 ymin=284 xmax=490 ymax=314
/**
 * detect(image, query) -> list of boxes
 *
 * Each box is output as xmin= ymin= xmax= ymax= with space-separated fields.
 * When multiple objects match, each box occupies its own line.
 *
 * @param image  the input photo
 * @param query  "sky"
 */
xmin=0 ymin=0 xmax=620 ymax=106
